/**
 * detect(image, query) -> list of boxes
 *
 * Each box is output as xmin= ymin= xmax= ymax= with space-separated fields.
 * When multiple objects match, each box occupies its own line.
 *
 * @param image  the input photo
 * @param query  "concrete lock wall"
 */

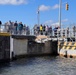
xmin=51 ymin=40 xmax=58 ymax=55
xmin=11 ymin=35 xmax=58 ymax=58
xmin=0 ymin=33 xmax=10 ymax=62
xmin=12 ymin=38 xmax=58 ymax=57
xmin=13 ymin=39 xmax=52 ymax=56
xmin=13 ymin=38 xmax=28 ymax=56
xmin=43 ymin=40 xmax=52 ymax=54
xmin=27 ymin=40 xmax=52 ymax=55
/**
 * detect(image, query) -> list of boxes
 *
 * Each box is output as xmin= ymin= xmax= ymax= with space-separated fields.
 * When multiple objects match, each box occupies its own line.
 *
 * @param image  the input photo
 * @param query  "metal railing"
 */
xmin=0 ymin=24 xmax=76 ymax=41
xmin=0 ymin=24 xmax=30 ymax=35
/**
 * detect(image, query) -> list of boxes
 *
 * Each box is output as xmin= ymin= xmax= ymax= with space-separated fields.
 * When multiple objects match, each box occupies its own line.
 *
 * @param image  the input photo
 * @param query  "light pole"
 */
xmin=37 ymin=6 xmax=40 ymax=26
xmin=59 ymin=0 xmax=62 ymax=29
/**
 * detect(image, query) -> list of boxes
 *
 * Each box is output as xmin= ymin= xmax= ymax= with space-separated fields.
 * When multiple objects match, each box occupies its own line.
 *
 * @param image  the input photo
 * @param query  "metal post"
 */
xmin=37 ymin=6 xmax=40 ymax=26
xmin=59 ymin=0 xmax=62 ymax=29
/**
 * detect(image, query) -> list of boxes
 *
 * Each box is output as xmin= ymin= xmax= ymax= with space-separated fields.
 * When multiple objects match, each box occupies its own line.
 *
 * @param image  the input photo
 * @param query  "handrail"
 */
xmin=0 ymin=24 xmax=76 ymax=42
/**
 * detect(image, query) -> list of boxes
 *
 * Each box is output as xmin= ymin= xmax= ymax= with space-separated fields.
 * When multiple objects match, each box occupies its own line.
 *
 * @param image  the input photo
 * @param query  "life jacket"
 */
xmin=40 ymin=26 xmax=43 ymax=31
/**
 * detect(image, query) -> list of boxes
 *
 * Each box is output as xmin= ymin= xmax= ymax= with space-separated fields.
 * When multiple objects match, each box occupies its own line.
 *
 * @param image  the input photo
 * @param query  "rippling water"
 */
xmin=0 ymin=56 xmax=76 ymax=75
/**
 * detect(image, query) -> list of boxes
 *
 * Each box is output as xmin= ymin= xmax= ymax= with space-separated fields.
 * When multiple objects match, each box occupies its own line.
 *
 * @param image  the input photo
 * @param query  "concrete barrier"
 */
xmin=59 ymin=41 xmax=76 ymax=58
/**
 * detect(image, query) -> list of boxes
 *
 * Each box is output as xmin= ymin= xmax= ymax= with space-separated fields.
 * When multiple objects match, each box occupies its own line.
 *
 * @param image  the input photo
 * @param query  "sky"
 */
xmin=0 ymin=0 xmax=76 ymax=28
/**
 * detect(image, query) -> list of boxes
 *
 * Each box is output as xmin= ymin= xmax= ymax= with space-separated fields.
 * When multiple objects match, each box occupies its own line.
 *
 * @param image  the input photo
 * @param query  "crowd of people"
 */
xmin=33 ymin=24 xmax=76 ymax=37
xmin=0 ymin=20 xmax=30 ymax=35
xmin=0 ymin=20 xmax=76 ymax=37
xmin=33 ymin=24 xmax=52 ymax=35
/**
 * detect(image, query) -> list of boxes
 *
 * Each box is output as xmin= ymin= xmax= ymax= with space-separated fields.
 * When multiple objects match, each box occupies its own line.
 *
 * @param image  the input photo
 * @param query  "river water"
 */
xmin=0 ymin=56 xmax=76 ymax=75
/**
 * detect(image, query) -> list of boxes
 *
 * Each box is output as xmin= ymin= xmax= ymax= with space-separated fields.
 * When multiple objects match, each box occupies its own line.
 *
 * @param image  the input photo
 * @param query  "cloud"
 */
xmin=44 ymin=20 xmax=60 ymax=26
xmin=51 ymin=19 xmax=68 ymax=27
xmin=52 ymin=4 xmax=59 ymax=9
xmin=39 ymin=5 xmax=50 ymax=11
xmin=62 ymin=19 xmax=68 ymax=22
xmin=51 ymin=22 xmax=60 ymax=26
xmin=44 ymin=18 xmax=68 ymax=27
xmin=0 ymin=0 xmax=28 ymax=5
xmin=44 ymin=20 xmax=53 ymax=25
xmin=39 ymin=4 xmax=59 ymax=12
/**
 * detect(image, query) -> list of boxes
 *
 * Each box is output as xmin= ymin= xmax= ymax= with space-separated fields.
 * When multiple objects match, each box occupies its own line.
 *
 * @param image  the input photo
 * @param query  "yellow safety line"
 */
xmin=62 ymin=42 xmax=68 ymax=49
xmin=74 ymin=43 xmax=76 ymax=46
xmin=61 ymin=42 xmax=76 ymax=50
xmin=0 ymin=32 xmax=10 ymax=36
xmin=66 ymin=42 xmax=72 ymax=50
xmin=64 ymin=42 xmax=67 ymax=46
xmin=71 ymin=43 xmax=76 ymax=50
xmin=71 ymin=47 xmax=76 ymax=50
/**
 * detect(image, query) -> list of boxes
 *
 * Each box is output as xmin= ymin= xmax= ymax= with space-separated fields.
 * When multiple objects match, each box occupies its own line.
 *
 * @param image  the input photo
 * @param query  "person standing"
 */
xmin=40 ymin=24 xmax=43 ymax=35
xmin=43 ymin=25 xmax=46 ymax=35
xmin=49 ymin=26 xmax=52 ymax=36
xmin=0 ymin=21 xmax=2 ymax=32
xmin=23 ymin=24 xmax=26 ymax=34
xmin=14 ymin=21 xmax=18 ymax=34
xmin=73 ymin=26 xmax=76 ymax=37
xmin=8 ymin=20 xmax=12 ymax=33
xmin=45 ymin=25 xmax=49 ymax=35
xmin=18 ymin=22 xmax=23 ymax=34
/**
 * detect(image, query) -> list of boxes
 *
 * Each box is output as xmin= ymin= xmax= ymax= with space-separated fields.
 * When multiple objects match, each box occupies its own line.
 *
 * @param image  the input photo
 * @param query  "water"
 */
xmin=0 ymin=56 xmax=76 ymax=75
